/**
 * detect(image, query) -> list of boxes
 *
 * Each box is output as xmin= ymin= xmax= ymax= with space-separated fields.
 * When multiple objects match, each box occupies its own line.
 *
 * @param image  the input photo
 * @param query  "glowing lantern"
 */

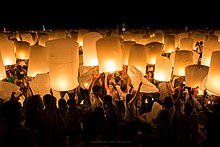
xmin=214 ymin=30 xmax=220 ymax=41
xmin=15 ymin=41 xmax=30 ymax=59
xmin=179 ymin=37 xmax=193 ymax=51
xmin=207 ymin=34 xmax=218 ymax=41
xmin=145 ymin=42 xmax=163 ymax=65
xmin=38 ymin=32 xmax=49 ymax=46
xmin=173 ymin=50 xmax=193 ymax=76
xmin=0 ymin=39 xmax=16 ymax=65
xmin=163 ymin=34 xmax=176 ymax=53
xmin=47 ymin=30 xmax=67 ymax=40
xmin=122 ymin=31 xmax=134 ymax=41
xmin=202 ymin=40 xmax=220 ymax=66
xmin=83 ymin=32 xmax=103 ymax=66
xmin=0 ymin=50 xmax=6 ymax=80
xmin=185 ymin=64 xmax=209 ymax=88
xmin=96 ymin=36 xmax=122 ymax=73
xmin=177 ymin=32 xmax=189 ymax=47
xmin=77 ymin=29 xmax=89 ymax=47
xmin=20 ymin=33 xmax=36 ymax=45
xmin=128 ymin=43 xmax=146 ymax=74
xmin=70 ymin=30 xmax=78 ymax=41
xmin=121 ymin=41 xmax=136 ymax=65
xmin=27 ymin=45 xmax=48 ymax=77
xmin=205 ymin=51 xmax=220 ymax=96
xmin=46 ymin=38 xmax=79 ymax=91
xmin=154 ymin=56 xmax=172 ymax=81
xmin=146 ymin=32 xmax=163 ymax=44
xmin=190 ymin=31 xmax=206 ymax=50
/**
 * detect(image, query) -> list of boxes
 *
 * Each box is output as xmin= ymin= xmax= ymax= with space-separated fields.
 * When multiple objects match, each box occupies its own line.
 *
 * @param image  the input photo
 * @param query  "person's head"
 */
xmin=58 ymin=98 xmax=68 ymax=110
xmin=109 ymin=82 xmax=115 ymax=91
xmin=104 ymin=95 xmax=112 ymax=107
xmin=67 ymin=98 xmax=76 ymax=108
xmin=163 ymin=95 xmax=174 ymax=108
xmin=115 ymin=76 xmax=121 ymax=83
xmin=43 ymin=94 xmax=53 ymax=109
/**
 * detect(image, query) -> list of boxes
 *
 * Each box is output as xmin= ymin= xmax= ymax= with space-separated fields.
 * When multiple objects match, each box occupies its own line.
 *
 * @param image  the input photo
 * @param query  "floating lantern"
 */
xmin=163 ymin=34 xmax=176 ymax=53
xmin=96 ymin=36 xmax=123 ymax=73
xmin=128 ymin=43 xmax=147 ymax=74
xmin=179 ymin=37 xmax=193 ymax=51
xmin=77 ymin=29 xmax=89 ymax=47
xmin=205 ymin=51 xmax=220 ymax=96
xmin=0 ymin=50 xmax=6 ymax=80
xmin=154 ymin=56 xmax=172 ymax=81
xmin=38 ymin=32 xmax=49 ymax=46
xmin=185 ymin=64 xmax=209 ymax=88
xmin=121 ymin=41 xmax=136 ymax=65
xmin=190 ymin=31 xmax=206 ymax=50
xmin=83 ymin=32 xmax=103 ymax=66
xmin=173 ymin=50 xmax=193 ymax=76
xmin=145 ymin=42 xmax=163 ymax=65
xmin=0 ymin=39 xmax=16 ymax=65
xmin=27 ymin=45 xmax=48 ymax=77
xmin=15 ymin=41 xmax=30 ymax=59
xmin=47 ymin=30 xmax=67 ymax=40
xmin=202 ymin=40 xmax=220 ymax=66
xmin=46 ymin=38 xmax=79 ymax=91
xmin=20 ymin=33 xmax=36 ymax=45
xmin=177 ymin=32 xmax=189 ymax=47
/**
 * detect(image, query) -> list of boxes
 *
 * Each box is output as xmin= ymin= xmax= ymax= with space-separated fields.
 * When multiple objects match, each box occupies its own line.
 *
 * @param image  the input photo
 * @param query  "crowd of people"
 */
xmin=0 ymin=57 xmax=220 ymax=147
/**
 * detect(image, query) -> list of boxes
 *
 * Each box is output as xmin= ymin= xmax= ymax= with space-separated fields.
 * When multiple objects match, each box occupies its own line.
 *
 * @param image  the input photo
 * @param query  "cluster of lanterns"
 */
xmin=0 ymin=27 xmax=220 ymax=99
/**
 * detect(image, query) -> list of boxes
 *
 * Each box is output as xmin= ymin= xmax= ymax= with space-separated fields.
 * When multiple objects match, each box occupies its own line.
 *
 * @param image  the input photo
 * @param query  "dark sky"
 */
xmin=1 ymin=1 xmax=220 ymax=31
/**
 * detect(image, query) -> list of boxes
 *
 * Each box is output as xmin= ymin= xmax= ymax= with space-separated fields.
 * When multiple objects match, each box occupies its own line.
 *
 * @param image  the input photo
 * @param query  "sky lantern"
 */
xmin=15 ymin=41 xmax=30 ymax=60
xmin=163 ymin=34 xmax=176 ymax=53
xmin=145 ymin=42 xmax=163 ymax=65
xmin=96 ymin=36 xmax=123 ymax=73
xmin=77 ymin=29 xmax=89 ymax=47
xmin=179 ymin=37 xmax=193 ymax=51
xmin=47 ymin=30 xmax=67 ymax=40
xmin=0 ymin=39 xmax=16 ymax=65
xmin=190 ymin=31 xmax=206 ymax=50
xmin=202 ymin=40 xmax=220 ymax=66
xmin=177 ymin=32 xmax=189 ymax=47
xmin=37 ymin=32 xmax=49 ymax=46
xmin=122 ymin=31 xmax=134 ymax=41
xmin=173 ymin=50 xmax=193 ymax=76
xmin=27 ymin=45 xmax=48 ymax=77
xmin=83 ymin=32 xmax=103 ymax=66
xmin=0 ymin=50 xmax=6 ymax=80
xmin=128 ymin=43 xmax=146 ymax=74
xmin=185 ymin=64 xmax=209 ymax=88
xmin=20 ymin=33 xmax=36 ymax=45
xmin=205 ymin=51 xmax=220 ymax=96
xmin=46 ymin=38 xmax=79 ymax=91
xmin=154 ymin=56 xmax=172 ymax=81
xmin=121 ymin=40 xmax=136 ymax=65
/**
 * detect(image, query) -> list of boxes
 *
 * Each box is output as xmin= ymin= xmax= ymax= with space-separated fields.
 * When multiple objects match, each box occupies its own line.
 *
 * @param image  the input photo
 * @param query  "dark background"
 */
xmin=1 ymin=0 xmax=220 ymax=31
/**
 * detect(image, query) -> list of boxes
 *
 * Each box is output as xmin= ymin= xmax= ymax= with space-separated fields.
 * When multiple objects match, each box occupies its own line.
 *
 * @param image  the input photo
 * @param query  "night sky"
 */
xmin=1 ymin=1 xmax=220 ymax=31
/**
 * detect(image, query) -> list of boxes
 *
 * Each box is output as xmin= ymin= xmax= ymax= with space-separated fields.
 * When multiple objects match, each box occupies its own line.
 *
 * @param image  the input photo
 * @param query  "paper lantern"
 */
xmin=205 ymin=51 xmax=220 ymax=96
xmin=163 ymin=34 xmax=176 ymax=53
xmin=179 ymin=37 xmax=193 ymax=51
xmin=46 ymin=38 xmax=79 ymax=91
xmin=128 ymin=43 xmax=146 ymax=74
xmin=0 ymin=39 xmax=16 ymax=65
xmin=83 ymin=32 xmax=103 ymax=66
xmin=47 ymin=30 xmax=67 ymax=40
xmin=27 ymin=45 xmax=48 ymax=77
xmin=177 ymin=32 xmax=189 ymax=47
xmin=0 ymin=50 xmax=6 ymax=80
xmin=20 ymin=33 xmax=36 ymax=45
xmin=202 ymin=40 xmax=220 ymax=66
xmin=173 ymin=50 xmax=193 ymax=76
xmin=15 ymin=41 xmax=30 ymax=59
xmin=77 ymin=29 xmax=89 ymax=47
xmin=96 ymin=36 xmax=122 ymax=73
xmin=122 ymin=31 xmax=134 ymax=41
xmin=70 ymin=30 xmax=78 ymax=41
xmin=145 ymin=42 xmax=163 ymax=65
xmin=121 ymin=41 xmax=136 ymax=65
xmin=154 ymin=56 xmax=172 ymax=81
xmin=190 ymin=31 xmax=206 ymax=50
xmin=185 ymin=64 xmax=209 ymax=88
xmin=38 ymin=32 xmax=49 ymax=46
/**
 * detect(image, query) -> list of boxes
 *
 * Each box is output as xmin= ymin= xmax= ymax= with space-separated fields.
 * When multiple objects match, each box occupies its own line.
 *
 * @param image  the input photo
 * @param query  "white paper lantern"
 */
xmin=128 ymin=43 xmax=146 ymax=74
xmin=154 ymin=56 xmax=172 ymax=81
xmin=205 ymin=51 xmax=220 ymax=96
xmin=121 ymin=41 xmax=136 ymax=65
xmin=145 ymin=42 xmax=163 ymax=65
xmin=179 ymin=37 xmax=193 ymax=51
xmin=15 ymin=41 xmax=30 ymax=59
xmin=20 ymin=33 xmax=36 ymax=45
xmin=77 ymin=29 xmax=89 ymax=47
xmin=0 ymin=39 xmax=16 ymax=65
xmin=202 ymin=40 xmax=220 ymax=66
xmin=83 ymin=32 xmax=103 ymax=66
xmin=38 ymin=32 xmax=49 ymax=46
xmin=185 ymin=64 xmax=209 ymax=88
xmin=96 ymin=36 xmax=123 ymax=73
xmin=173 ymin=50 xmax=193 ymax=76
xmin=177 ymin=32 xmax=189 ymax=47
xmin=47 ymin=30 xmax=67 ymax=40
xmin=46 ymin=38 xmax=79 ymax=91
xmin=0 ymin=50 xmax=6 ymax=80
xmin=163 ymin=34 xmax=176 ymax=53
xmin=190 ymin=31 xmax=206 ymax=50
xmin=27 ymin=45 xmax=48 ymax=77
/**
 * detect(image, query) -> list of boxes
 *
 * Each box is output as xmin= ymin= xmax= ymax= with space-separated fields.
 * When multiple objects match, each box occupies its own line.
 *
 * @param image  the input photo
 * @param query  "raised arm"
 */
xmin=129 ymin=82 xmax=143 ymax=104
